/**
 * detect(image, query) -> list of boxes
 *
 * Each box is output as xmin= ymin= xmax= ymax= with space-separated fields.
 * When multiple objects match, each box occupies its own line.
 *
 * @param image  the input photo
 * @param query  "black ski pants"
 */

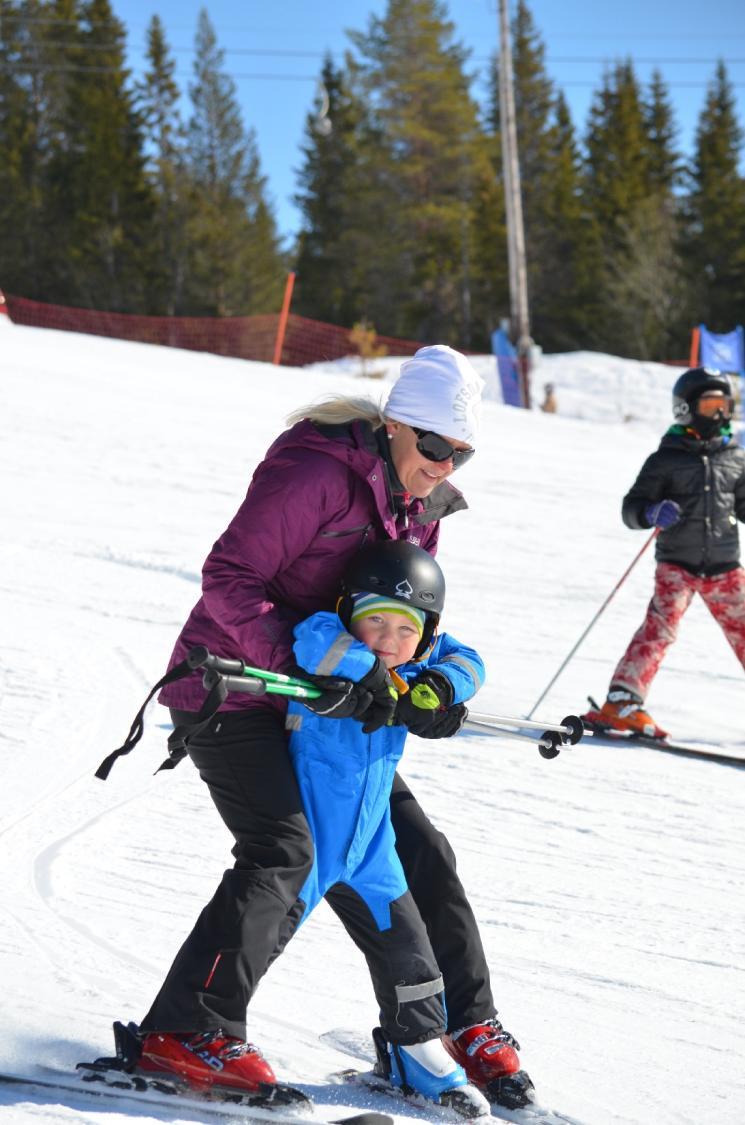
xmin=140 ymin=708 xmax=494 ymax=1040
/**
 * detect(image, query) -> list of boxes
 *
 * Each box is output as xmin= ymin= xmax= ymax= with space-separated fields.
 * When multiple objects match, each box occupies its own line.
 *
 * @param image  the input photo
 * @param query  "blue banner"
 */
xmin=491 ymin=328 xmax=522 ymax=407
xmin=699 ymin=324 xmax=744 ymax=376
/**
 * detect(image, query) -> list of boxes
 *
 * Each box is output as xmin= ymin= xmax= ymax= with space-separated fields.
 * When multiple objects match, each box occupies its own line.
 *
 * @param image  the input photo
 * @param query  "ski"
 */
xmin=330 ymin=1068 xmax=487 ymax=1121
xmin=330 ymin=1068 xmax=587 ymax=1125
xmin=0 ymin=1068 xmax=393 ymax=1125
xmin=582 ymin=720 xmax=745 ymax=768
xmin=0 ymin=1068 xmax=316 ymax=1123
xmin=321 ymin=1030 xmax=586 ymax=1125
xmin=332 ymin=1116 xmax=395 ymax=1125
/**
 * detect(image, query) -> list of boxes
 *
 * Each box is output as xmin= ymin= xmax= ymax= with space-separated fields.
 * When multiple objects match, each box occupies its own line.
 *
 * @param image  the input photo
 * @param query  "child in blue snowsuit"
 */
xmin=286 ymin=540 xmax=487 ymax=1108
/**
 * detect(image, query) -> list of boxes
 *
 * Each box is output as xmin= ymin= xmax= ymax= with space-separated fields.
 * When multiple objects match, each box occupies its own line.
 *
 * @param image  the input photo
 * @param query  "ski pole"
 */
xmin=202 ymin=670 xmax=321 ymax=699
xmin=467 ymin=710 xmax=582 ymax=739
xmin=525 ymin=528 xmax=659 ymax=719
xmin=464 ymin=719 xmax=562 ymax=757
xmin=188 ymin=646 xmax=321 ymax=699
xmin=464 ymin=712 xmax=584 ymax=760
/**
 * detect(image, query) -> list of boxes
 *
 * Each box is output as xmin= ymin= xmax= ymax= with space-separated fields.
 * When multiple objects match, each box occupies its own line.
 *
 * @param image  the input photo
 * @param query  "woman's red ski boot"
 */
xmin=443 ymin=1017 xmax=535 ymax=1109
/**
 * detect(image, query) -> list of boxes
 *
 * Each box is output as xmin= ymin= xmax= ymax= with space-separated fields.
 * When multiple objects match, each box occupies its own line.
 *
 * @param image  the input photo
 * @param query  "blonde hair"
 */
xmin=286 ymin=395 xmax=386 ymax=429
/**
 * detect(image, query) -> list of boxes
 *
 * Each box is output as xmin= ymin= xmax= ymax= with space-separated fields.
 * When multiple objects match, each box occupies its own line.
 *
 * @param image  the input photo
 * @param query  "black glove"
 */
xmin=357 ymin=657 xmax=399 ymax=734
xmin=292 ymin=658 xmax=397 ymax=733
xmin=292 ymin=667 xmax=374 ymax=720
xmin=394 ymin=670 xmax=461 ymax=738
xmin=418 ymin=703 xmax=468 ymax=739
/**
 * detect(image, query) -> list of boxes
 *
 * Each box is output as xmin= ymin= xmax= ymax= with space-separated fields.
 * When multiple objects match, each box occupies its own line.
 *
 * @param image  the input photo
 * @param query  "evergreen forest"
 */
xmin=2 ymin=0 xmax=745 ymax=358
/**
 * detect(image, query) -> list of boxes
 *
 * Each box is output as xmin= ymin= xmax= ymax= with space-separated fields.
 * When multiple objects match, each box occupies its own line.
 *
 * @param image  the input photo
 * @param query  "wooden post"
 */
xmin=273 ymin=272 xmax=296 ymax=365
xmin=689 ymin=326 xmax=701 ymax=368
xmin=498 ymin=0 xmax=532 ymax=408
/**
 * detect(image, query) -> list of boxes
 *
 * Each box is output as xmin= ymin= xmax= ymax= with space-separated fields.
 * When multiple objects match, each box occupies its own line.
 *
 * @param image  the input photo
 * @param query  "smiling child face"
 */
xmin=351 ymin=609 xmax=421 ymax=668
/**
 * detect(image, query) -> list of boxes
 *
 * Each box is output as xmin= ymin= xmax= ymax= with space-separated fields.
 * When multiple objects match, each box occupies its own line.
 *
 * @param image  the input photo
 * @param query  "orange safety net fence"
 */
xmin=3 ymin=293 xmax=423 ymax=367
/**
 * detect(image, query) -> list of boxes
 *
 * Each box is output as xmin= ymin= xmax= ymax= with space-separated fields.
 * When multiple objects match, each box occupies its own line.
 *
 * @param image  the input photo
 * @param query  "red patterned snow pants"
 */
xmin=611 ymin=563 xmax=745 ymax=700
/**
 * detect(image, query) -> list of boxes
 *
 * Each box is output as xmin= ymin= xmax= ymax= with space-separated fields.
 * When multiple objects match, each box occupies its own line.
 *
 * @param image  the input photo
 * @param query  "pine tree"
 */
xmin=136 ymin=15 xmax=190 ymax=314
xmin=643 ymin=69 xmax=681 ymax=193
xmin=535 ymin=91 xmax=600 ymax=350
xmin=343 ymin=0 xmax=495 ymax=344
xmin=182 ymin=9 xmax=284 ymax=316
xmin=685 ymin=61 xmax=745 ymax=333
xmin=510 ymin=0 xmax=553 ymax=230
xmin=610 ymin=70 xmax=694 ymax=358
xmin=41 ymin=0 xmax=154 ymax=309
xmin=604 ymin=195 xmax=690 ymax=359
xmin=0 ymin=0 xmax=77 ymax=297
xmin=584 ymin=61 xmax=651 ymax=245
xmin=581 ymin=60 xmax=689 ymax=354
xmin=0 ymin=0 xmax=35 ymax=293
xmin=464 ymin=129 xmax=509 ymax=351
xmin=293 ymin=56 xmax=369 ymax=324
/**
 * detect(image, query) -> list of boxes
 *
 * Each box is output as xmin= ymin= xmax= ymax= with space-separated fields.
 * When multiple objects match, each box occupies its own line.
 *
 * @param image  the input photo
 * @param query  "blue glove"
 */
xmin=644 ymin=499 xmax=682 ymax=529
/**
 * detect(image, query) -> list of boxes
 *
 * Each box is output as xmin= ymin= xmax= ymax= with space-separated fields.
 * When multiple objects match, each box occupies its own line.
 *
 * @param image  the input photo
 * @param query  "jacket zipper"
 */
xmin=702 ymin=452 xmax=711 ymax=568
xmin=320 ymin=523 xmax=373 ymax=539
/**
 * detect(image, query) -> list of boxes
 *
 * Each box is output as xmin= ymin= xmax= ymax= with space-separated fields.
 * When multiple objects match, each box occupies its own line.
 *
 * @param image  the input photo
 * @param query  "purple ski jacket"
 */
xmin=159 ymin=418 xmax=468 ymax=713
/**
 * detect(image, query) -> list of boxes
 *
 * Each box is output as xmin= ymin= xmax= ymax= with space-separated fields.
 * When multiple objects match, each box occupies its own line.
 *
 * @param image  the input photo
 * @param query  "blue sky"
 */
xmin=121 ymin=0 xmax=745 ymax=244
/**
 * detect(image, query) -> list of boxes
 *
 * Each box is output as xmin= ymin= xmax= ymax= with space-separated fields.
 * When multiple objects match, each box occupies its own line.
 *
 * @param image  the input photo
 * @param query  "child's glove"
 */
xmin=293 ymin=658 xmax=397 ymax=733
xmin=418 ymin=703 xmax=468 ymax=739
xmin=644 ymin=499 xmax=681 ymax=529
xmin=395 ymin=670 xmax=466 ymax=738
xmin=357 ymin=657 xmax=399 ymax=733
xmin=293 ymin=668 xmax=373 ymax=720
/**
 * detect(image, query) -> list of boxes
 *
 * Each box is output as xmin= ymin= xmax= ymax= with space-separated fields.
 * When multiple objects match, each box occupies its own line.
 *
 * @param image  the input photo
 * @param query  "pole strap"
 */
xmin=94 ymin=658 xmax=225 ymax=781
xmin=95 ymin=648 xmax=320 ymax=782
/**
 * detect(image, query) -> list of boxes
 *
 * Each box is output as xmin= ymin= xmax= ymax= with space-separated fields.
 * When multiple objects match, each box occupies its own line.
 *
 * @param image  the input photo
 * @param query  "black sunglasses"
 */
xmin=411 ymin=427 xmax=475 ymax=469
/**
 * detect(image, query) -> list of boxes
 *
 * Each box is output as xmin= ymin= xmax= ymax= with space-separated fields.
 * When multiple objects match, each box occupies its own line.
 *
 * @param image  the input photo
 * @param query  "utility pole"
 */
xmin=498 ymin=0 xmax=532 ymax=408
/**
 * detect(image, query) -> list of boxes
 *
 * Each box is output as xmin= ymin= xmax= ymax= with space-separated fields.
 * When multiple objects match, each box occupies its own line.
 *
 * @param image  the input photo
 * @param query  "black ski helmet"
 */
xmin=341 ymin=540 xmax=445 ymax=657
xmin=672 ymin=367 xmax=734 ymax=424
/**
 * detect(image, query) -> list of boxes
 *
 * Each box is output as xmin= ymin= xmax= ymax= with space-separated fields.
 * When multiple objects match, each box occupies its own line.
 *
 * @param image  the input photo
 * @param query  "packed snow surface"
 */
xmin=1 ymin=317 xmax=744 ymax=1125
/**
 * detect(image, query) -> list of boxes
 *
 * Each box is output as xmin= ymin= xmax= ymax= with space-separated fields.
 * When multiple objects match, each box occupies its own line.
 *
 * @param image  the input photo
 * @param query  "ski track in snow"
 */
xmin=2 ymin=321 xmax=745 ymax=1125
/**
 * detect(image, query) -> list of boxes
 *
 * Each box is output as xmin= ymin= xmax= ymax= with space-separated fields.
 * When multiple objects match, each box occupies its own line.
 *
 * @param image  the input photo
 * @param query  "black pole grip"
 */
xmin=188 ymin=645 xmax=246 ymax=676
xmin=221 ymin=673 xmax=266 ymax=695
xmin=201 ymin=668 xmax=266 ymax=696
xmin=187 ymin=645 xmax=211 ymax=668
xmin=209 ymin=656 xmax=247 ymax=675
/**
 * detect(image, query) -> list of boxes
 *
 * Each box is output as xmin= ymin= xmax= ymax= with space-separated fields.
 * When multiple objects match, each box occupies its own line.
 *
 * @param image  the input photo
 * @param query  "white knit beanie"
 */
xmin=383 ymin=345 xmax=484 ymax=444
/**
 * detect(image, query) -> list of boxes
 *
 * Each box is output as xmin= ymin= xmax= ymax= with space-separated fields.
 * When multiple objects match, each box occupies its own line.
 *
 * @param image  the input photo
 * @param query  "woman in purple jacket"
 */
xmin=132 ymin=345 xmax=524 ymax=1103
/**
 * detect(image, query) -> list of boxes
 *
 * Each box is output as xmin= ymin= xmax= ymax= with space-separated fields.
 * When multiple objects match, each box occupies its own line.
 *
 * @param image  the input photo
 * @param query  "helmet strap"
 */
xmin=336 ymin=592 xmax=353 ymax=630
xmin=413 ymin=623 xmax=438 ymax=661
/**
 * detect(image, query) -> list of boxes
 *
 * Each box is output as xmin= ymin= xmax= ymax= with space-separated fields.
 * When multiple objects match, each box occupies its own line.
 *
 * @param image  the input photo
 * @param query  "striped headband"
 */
xmin=350 ymin=592 xmax=426 ymax=637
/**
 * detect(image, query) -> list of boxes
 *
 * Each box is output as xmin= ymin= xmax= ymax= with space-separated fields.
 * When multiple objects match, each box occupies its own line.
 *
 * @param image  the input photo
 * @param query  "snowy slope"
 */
xmin=1 ymin=318 xmax=744 ymax=1125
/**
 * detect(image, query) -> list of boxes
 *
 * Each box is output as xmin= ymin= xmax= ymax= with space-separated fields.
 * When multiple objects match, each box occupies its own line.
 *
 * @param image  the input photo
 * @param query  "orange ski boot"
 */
xmin=583 ymin=690 xmax=668 ymax=741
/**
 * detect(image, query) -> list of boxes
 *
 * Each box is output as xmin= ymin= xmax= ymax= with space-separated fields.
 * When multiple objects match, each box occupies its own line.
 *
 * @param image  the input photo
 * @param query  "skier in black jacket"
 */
xmin=584 ymin=367 xmax=745 ymax=739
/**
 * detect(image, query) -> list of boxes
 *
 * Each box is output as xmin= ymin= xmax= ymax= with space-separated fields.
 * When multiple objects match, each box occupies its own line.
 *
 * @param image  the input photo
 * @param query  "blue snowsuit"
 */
xmin=288 ymin=612 xmax=484 ymax=927
xmin=285 ymin=610 xmax=484 ymax=1043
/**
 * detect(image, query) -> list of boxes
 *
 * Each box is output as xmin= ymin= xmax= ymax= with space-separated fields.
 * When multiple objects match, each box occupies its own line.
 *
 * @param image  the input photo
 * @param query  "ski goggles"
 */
xmin=411 ymin=427 xmax=475 ymax=469
xmin=694 ymin=393 xmax=733 ymax=417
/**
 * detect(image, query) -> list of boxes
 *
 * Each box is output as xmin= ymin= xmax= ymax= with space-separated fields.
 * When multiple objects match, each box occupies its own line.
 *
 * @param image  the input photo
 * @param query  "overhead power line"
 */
xmin=3 ymin=34 xmax=745 ymax=65
xmin=0 ymin=62 xmax=319 ymax=80
xmin=1 ymin=59 xmax=743 ymax=89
